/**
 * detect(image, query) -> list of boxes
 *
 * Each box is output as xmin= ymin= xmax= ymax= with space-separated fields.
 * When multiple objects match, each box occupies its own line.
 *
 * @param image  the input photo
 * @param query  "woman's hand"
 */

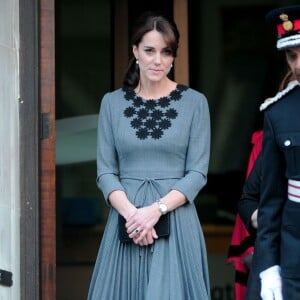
xmin=132 ymin=228 xmax=158 ymax=246
xmin=126 ymin=203 xmax=160 ymax=245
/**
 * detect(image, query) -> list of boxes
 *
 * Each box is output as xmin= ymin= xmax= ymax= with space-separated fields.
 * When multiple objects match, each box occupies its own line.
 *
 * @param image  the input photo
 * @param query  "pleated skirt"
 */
xmin=87 ymin=203 xmax=211 ymax=300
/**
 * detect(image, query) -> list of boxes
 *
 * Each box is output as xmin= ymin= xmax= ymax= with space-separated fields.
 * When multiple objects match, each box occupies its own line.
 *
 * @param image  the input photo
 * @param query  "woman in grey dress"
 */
xmin=88 ymin=11 xmax=211 ymax=300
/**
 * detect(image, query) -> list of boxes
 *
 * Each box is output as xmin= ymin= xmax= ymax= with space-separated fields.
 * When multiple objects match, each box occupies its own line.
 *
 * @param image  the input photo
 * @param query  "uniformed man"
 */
xmin=254 ymin=5 xmax=300 ymax=300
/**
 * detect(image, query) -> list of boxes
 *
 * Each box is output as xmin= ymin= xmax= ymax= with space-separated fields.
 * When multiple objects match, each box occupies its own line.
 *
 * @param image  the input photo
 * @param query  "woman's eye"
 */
xmin=162 ymin=49 xmax=172 ymax=56
xmin=145 ymin=49 xmax=154 ymax=53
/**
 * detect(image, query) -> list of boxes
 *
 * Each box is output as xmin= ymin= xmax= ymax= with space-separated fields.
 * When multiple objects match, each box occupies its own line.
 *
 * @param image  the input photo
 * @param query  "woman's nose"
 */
xmin=154 ymin=53 xmax=161 ymax=64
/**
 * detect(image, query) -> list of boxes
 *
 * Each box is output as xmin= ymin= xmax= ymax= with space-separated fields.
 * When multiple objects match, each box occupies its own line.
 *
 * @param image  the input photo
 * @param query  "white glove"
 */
xmin=260 ymin=265 xmax=283 ymax=300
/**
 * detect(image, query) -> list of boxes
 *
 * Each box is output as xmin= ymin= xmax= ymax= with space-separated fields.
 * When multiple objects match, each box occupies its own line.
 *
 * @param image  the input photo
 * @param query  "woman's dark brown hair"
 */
xmin=123 ymin=12 xmax=180 ymax=88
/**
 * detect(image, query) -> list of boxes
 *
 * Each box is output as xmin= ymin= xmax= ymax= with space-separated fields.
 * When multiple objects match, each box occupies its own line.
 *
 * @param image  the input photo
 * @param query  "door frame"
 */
xmin=19 ymin=0 xmax=56 ymax=299
xmin=39 ymin=0 xmax=56 ymax=299
xmin=19 ymin=0 xmax=40 ymax=298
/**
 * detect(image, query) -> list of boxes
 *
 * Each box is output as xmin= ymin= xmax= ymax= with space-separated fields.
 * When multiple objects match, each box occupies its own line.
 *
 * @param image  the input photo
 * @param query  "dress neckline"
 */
xmin=134 ymin=84 xmax=179 ymax=101
xmin=123 ymin=84 xmax=187 ymax=103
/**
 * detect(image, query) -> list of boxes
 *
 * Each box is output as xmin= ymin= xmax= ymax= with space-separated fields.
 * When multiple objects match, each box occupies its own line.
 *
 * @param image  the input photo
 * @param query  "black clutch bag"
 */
xmin=118 ymin=213 xmax=170 ymax=243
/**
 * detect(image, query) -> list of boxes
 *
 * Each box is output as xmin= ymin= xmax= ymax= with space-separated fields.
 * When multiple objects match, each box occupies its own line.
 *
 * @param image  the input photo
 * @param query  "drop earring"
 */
xmin=136 ymin=59 xmax=139 ymax=65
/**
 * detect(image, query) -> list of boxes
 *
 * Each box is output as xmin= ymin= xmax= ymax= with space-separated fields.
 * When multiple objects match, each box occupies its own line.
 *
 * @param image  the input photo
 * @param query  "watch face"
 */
xmin=160 ymin=203 xmax=168 ymax=214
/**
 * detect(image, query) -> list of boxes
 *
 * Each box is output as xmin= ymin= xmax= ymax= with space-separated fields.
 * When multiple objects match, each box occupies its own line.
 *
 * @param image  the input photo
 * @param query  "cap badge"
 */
xmin=280 ymin=14 xmax=294 ymax=32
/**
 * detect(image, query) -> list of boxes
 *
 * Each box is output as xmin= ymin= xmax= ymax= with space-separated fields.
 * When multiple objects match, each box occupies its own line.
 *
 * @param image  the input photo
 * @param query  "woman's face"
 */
xmin=286 ymin=47 xmax=300 ymax=82
xmin=133 ymin=30 xmax=174 ymax=83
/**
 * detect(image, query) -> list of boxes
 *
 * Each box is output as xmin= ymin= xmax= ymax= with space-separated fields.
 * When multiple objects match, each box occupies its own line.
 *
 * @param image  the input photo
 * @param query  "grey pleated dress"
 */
xmin=88 ymin=84 xmax=211 ymax=300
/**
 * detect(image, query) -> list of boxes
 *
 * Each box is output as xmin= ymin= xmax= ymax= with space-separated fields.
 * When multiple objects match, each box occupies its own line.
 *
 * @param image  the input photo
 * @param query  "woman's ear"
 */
xmin=132 ymin=45 xmax=138 ymax=60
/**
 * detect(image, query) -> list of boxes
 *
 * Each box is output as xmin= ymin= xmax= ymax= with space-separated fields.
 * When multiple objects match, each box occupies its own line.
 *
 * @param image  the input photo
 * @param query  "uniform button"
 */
xmin=284 ymin=139 xmax=291 ymax=146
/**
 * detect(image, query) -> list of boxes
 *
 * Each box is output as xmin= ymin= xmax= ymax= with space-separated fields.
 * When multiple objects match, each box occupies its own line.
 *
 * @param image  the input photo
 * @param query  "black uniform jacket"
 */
xmin=238 ymin=153 xmax=262 ymax=235
xmin=255 ymin=84 xmax=300 ymax=278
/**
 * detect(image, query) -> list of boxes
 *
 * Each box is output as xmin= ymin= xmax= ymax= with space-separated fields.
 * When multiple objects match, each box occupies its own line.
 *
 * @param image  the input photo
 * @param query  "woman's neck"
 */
xmin=135 ymin=79 xmax=177 ymax=99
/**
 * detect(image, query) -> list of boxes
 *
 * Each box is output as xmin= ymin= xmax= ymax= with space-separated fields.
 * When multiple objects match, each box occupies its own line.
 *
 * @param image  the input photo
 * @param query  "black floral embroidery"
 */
xmin=123 ymin=84 xmax=187 ymax=140
xmin=152 ymin=109 xmax=164 ymax=120
xmin=137 ymin=128 xmax=149 ymax=140
xmin=144 ymin=100 xmax=157 ymax=110
xmin=124 ymin=107 xmax=136 ymax=118
xmin=160 ymin=119 xmax=171 ymax=129
xmin=159 ymin=97 xmax=171 ymax=108
xmin=170 ymin=89 xmax=182 ymax=101
xmin=145 ymin=118 xmax=157 ymax=129
xmin=124 ymin=89 xmax=135 ymax=100
xmin=131 ymin=118 xmax=142 ymax=129
xmin=165 ymin=108 xmax=178 ymax=119
xmin=137 ymin=108 xmax=149 ymax=119
xmin=133 ymin=97 xmax=143 ymax=108
xmin=151 ymin=128 xmax=163 ymax=139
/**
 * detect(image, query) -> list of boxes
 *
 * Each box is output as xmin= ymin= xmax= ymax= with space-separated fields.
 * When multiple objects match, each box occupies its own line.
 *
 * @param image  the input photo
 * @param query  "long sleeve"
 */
xmin=238 ymin=154 xmax=262 ymax=233
xmin=256 ymin=112 xmax=286 ymax=272
xmin=171 ymin=94 xmax=211 ymax=202
xmin=96 ymin=93 xmax=125 ymax=203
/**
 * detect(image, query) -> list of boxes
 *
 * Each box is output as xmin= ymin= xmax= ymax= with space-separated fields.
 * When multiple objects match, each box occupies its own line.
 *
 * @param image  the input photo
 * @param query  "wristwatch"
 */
xmin=157 ymin=199 xmax=168 ymax=215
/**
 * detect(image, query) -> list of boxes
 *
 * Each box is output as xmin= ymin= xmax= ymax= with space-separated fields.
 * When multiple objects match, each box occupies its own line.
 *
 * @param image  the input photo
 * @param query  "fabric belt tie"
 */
xmin=288 ymin=179 xmax=300 ymax=203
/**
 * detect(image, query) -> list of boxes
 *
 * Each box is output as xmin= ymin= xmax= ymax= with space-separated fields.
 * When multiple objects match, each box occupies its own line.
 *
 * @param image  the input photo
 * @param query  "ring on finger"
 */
xmin=134 ymin=227 xmax=140 ymax=234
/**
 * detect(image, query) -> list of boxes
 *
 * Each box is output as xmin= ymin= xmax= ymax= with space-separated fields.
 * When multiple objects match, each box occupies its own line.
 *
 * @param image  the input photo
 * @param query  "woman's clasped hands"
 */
xmin=125 ymin=203 xmax=161 ymax=246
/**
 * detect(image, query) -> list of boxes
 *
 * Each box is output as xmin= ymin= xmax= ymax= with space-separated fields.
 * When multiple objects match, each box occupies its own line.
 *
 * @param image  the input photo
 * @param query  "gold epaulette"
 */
xmin=260 ymin=80 xmax=300 ymax=111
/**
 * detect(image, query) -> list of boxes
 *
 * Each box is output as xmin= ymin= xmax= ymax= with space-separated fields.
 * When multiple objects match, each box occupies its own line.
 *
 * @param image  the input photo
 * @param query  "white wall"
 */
xmin=0 ymin=0 xmax=20 ymax=298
